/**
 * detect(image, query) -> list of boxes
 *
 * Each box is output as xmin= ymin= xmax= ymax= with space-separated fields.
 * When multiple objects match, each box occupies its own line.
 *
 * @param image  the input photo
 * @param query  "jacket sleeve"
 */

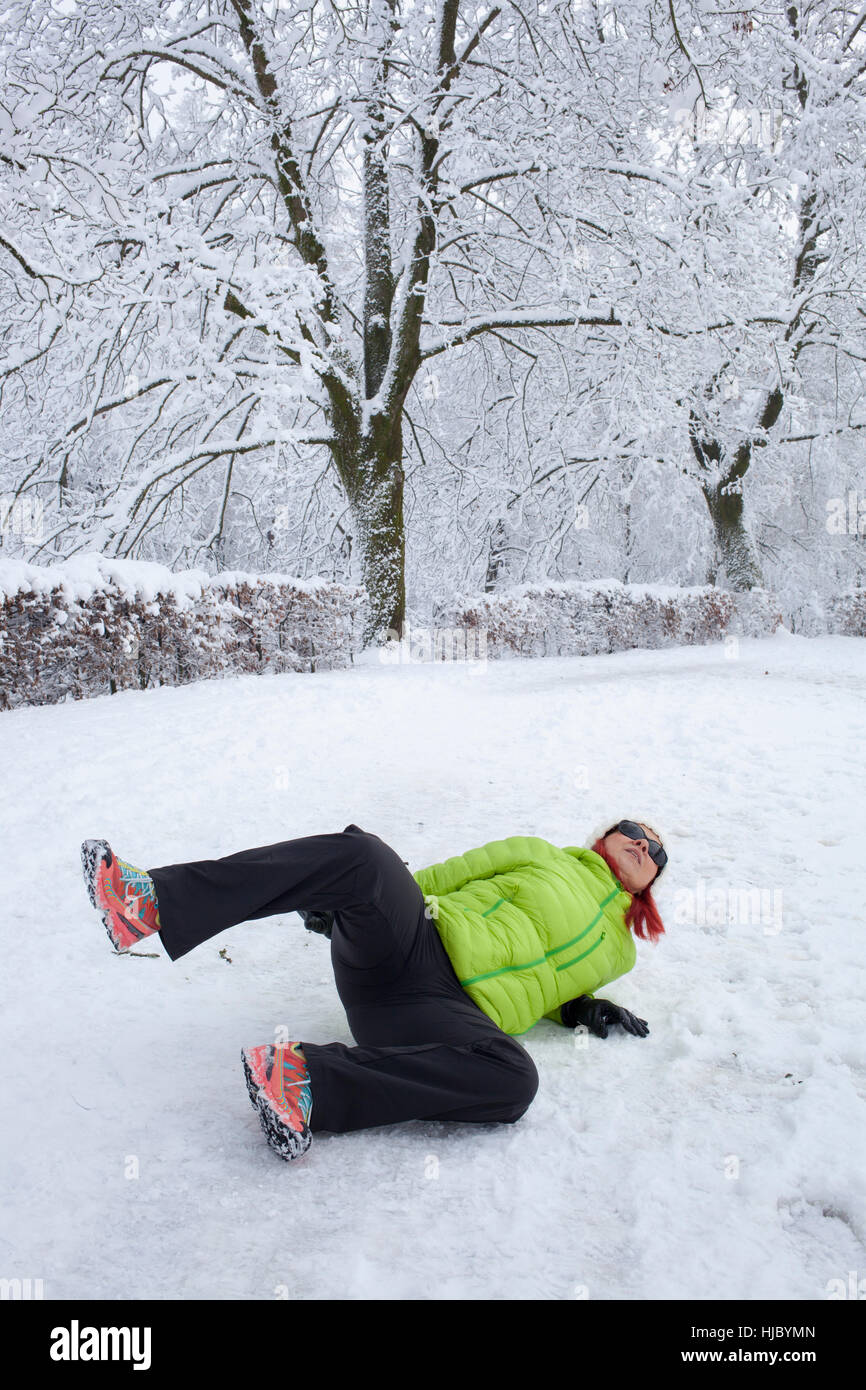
xmin=412 ymin=836 xmax=547 ymax=900
xmin=544 ymin=995 xmax=596 ymax=1026
xmin=544 ymin=1005 xmax=566 ymax=1025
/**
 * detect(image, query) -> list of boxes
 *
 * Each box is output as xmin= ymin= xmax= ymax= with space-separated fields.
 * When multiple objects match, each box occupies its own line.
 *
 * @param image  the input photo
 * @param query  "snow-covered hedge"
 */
xmin=0 ymin=557 xmax=789 ymax=710
xmin=0 ymin=554 xmax=367 ymax=710
xmin=431 ymin=580 xmax=783 ymax=659
xmin=825 ymin=590 xmax=866 ymax=637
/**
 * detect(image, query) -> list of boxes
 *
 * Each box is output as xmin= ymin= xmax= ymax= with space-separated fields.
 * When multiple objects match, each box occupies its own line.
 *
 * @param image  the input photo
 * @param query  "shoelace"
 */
xmin=121 ymin=890 xmax=158 ymax=924
xmin=275 ymin=1052 xmax=313 ymax=1124
xmin=115 ymin=860 xmax=160 ymax=925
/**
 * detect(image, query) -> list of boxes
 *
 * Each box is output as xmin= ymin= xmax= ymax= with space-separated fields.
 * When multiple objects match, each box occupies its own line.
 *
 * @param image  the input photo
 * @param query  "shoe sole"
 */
xmin=81 ymin=838 xmax=108 ymax=912
xmin=240 ymin=1048 xmax=312 ymax=1162
xmin=80 ymin=838 xmax=136 ymax=955
xmin=241 ymin=1048 xmax=265 ymax=1112
xmin=254 ymin=1092 xmax=312 ymax=1161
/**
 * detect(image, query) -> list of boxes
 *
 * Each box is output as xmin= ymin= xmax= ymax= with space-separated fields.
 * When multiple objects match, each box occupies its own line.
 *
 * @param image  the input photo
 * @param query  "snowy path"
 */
xmin=1 ymin=631 xmax=864 ymax=1300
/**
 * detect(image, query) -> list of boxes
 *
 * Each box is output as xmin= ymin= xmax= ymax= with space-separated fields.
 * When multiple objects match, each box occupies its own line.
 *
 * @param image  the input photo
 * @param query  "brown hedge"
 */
xmin=0 ymin=569 xmax=368 ymax=711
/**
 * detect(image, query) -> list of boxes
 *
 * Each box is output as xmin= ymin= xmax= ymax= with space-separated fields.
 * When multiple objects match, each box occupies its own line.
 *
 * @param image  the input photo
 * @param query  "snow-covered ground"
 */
xmin=1 ymin=630 xmax=865 ymax=1300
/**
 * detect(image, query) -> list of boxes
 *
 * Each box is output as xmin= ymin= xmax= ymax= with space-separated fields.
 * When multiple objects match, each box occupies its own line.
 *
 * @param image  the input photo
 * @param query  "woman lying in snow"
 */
xmin=80 ymin=818 xmax=667 ymax=1161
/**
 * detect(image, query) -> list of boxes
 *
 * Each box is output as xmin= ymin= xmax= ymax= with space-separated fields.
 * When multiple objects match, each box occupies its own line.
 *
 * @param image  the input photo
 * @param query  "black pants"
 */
xmin=147 ymin=824 xmax=539 ymax=1136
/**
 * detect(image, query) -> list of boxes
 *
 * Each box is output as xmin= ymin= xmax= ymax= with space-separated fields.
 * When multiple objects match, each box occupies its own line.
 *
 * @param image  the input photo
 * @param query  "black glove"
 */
xmin=561 ymin=995 xmax=649 ymax=1038
xmin=298 ymin=908 xmax=334 ymax=939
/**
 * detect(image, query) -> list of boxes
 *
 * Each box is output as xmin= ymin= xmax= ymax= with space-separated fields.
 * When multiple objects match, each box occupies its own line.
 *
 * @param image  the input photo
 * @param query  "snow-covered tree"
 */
xmin=1 ymin=0 xmax=865 ymax=637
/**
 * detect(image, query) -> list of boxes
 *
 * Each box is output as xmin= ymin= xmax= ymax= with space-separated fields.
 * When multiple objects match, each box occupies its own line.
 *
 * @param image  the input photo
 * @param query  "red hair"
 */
xmin=590 ymin=838 xmax=666 ymax=944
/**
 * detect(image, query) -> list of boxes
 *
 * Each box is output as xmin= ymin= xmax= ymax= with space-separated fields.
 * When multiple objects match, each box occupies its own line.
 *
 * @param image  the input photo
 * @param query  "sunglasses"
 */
xmin=607 ymin=820 xmax=668 ymax=872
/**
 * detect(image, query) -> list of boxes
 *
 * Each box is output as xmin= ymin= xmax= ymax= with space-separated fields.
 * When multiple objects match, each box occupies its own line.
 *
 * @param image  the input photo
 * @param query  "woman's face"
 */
xmin=603 ymin=823 xmax=663 ymax=894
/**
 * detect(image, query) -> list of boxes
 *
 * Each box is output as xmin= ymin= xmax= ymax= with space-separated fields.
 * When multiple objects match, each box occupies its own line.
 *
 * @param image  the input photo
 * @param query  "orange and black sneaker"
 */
xmin=241 ymin=1042 xmax=313 ymax=1161
xmin=81 ymin=839 xmax=162 ymax=954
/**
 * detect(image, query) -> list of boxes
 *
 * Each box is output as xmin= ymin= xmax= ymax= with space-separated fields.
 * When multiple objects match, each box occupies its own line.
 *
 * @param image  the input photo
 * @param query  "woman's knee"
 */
xmin=476 ymin=1035 xmax=539 ymax=1122
xmin=344 ymin=826 xmax=416 ymax=898
xmin=342 ymin=825 xmax=387 ymax=868
xmin=341 ymin=825 xmax=386 ymax=882
xmin=506 ymin=1048 xmax=539 ymax=1121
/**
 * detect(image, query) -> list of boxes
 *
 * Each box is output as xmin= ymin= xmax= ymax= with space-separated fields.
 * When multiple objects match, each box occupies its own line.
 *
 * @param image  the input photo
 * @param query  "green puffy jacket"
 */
xmin=412 ymin=834 xmax=636 ymax=1037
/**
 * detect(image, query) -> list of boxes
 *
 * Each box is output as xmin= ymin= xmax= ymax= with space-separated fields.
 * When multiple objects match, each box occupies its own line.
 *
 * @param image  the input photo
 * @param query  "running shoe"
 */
xmin=241 ymin=1042 xmax=313 ymax=1161
xmin=81 ymin=838 xmax=161 ymax=953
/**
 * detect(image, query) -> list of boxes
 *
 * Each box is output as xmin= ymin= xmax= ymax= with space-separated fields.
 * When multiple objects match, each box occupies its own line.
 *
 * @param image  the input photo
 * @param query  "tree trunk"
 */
xmin=689 ymin=384 xmax=783 ymax=590
xmin=700 ymin=478 xmax=764 ymax=590
xmin=484 ymin=518 xmax=508 ymax=592
xmin=341 ymin=414 xmax=407 ymax=645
